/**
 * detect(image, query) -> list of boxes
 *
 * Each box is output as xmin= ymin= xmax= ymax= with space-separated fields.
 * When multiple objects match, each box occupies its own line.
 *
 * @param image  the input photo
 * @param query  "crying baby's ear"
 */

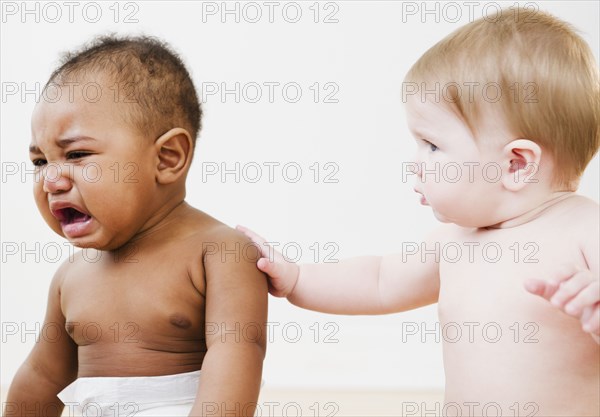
xmin=500 ymin=139 xmax=542 ymax=192
xmin=154 ymin=128 xmax=193 ymax=184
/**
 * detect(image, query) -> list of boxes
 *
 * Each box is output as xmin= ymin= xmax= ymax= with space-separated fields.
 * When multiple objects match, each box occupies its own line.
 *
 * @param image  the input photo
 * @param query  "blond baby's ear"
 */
xmin=500 ymin=139 xmax=542 ymax=192
xmin=154 ymin=128 xmax=193 ymax=184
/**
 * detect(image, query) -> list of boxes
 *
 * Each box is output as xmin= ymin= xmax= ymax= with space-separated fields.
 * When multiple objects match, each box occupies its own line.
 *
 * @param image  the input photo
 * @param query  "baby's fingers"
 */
xmin=581 ymin=304 xmax=600 ymax=336
xmin=524 ymin=265 xmax=581 ymax=301
xmin=524 ymin=278 xmax=559 ymax=300
xmin=550 ymin=269 xmax=594 ymax=309
xmin=564 ymin=281 xmax=600 ymax=317
xmin=236 ymin=224 xmax=266 ymax=246
xmin=258 ymin=255 xmax=295 ymax=278
xmin=257 ymin=257 xmax=299 ymax=298
xmin=236 ymin=225 xmax=271 ymax=258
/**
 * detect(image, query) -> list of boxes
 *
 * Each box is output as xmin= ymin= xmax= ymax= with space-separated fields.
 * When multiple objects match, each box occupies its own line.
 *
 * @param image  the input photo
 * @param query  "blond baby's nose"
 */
xmin=413 ymin=162 xmax=422 ymax=177
xmin=409 ymin=154 xmax=423 ymax=177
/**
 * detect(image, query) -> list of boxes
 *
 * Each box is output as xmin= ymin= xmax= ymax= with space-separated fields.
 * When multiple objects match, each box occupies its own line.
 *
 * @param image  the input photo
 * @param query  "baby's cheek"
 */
xmin=431 ymin=185 xmax=469 ymax=216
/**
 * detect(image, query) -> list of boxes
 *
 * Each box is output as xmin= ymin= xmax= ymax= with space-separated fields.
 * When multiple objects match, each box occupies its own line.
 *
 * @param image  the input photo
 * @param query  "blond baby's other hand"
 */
xmin=525 ymin=265 xmax=600 ymax=341
xmin=236 ymin=225 xmax=300 ymax=298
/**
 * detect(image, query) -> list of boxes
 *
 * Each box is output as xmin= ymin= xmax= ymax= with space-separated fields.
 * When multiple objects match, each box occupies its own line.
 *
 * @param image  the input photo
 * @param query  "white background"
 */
xmin=1 ymin=1 xmax=598 ymax=391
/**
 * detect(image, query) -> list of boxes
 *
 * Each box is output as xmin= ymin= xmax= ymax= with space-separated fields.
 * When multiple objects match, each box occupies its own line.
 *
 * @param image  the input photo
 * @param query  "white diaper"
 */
xmin=57 ymin=369 xmax=201 ymax=417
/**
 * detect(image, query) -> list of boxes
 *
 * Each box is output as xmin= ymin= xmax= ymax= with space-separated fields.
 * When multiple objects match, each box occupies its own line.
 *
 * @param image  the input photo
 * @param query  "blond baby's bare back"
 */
xmin=437 ymin=194 xmax=599 ymax=415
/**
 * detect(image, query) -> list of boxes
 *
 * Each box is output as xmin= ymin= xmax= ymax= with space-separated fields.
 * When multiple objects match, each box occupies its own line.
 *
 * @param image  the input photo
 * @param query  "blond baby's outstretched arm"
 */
xmin=237 ymin=224 xmax=446 ymax=315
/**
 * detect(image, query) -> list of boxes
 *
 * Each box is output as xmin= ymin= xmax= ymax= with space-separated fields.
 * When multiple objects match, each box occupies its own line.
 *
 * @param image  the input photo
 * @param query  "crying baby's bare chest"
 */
xmin=59 ymin=251 xmax=206 ymax=348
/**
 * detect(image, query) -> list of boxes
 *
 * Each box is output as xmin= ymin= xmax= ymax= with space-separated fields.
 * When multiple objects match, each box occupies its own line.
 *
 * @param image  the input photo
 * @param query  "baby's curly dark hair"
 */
xmin=45 ymin=34 xmax=202 ymax=146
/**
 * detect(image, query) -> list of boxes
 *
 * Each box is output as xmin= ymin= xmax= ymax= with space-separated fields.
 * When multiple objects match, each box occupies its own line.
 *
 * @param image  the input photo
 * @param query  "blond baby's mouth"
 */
xmin=414 ymin=189 xmax=429 ymax=206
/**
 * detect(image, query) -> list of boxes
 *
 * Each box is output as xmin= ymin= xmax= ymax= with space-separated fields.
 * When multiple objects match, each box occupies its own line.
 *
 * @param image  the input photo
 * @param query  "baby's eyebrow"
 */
xmin=29 ymin=136 xmax=97 ymax=153
xmin=56 ymin=136 xmax=97 ymax=147
xmin=409 ymin=128 xmax=429 ymax=138
xmin=411 ymin=128 xmax=439 ymax=141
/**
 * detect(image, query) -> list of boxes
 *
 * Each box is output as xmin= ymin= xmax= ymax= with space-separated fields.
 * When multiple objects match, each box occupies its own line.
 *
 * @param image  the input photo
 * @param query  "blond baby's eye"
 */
xmin=422 ymin=139 xmax=438 ymax=152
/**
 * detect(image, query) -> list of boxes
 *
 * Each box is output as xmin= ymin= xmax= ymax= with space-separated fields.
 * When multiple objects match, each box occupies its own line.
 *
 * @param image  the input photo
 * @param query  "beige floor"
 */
xmin=2 ymin=386 xmax=443 ymax=416
xmin=258 ymin=388 xmax=444 ymax=416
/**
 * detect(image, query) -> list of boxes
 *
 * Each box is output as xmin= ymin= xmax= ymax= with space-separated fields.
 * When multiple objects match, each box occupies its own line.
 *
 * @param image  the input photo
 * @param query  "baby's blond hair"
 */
xmin=405 ymin=7 xmax=599 ymax=189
